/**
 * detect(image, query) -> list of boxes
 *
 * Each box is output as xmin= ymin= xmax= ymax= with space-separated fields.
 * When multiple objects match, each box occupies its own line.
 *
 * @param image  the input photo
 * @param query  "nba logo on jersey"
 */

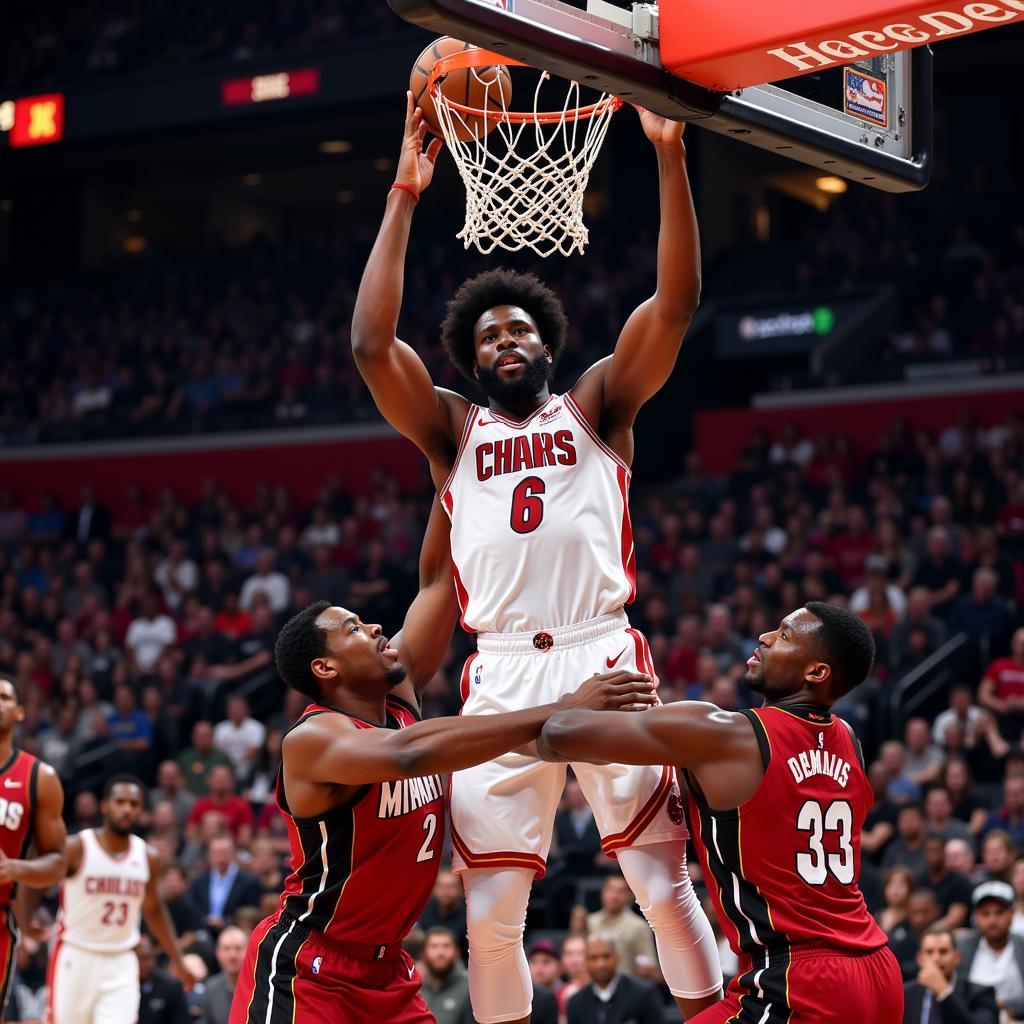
xmin=474 ymin=662 xmax=484 ymax=687
xmin=312 ymin=956 xmax=322 ymax=975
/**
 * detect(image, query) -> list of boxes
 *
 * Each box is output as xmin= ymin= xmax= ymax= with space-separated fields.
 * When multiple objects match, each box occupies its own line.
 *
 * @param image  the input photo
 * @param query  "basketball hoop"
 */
xmin=428 ymin=48 xmax=621 ymax=258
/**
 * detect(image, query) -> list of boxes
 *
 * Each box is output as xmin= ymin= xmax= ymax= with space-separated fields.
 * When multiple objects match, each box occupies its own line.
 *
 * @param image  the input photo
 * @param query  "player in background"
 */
xmin=230 ymin=502 xmax=656 ymax=1024
xmin=537 ymin=603 xmax=904 ymax=1024
xmin=46 ymin=775 xmax=195 ymax=1024
xmin=351 ymin=96 xmax=721 ymax=1021
xmin=0 ymin=677 xmax=67 ymax=1024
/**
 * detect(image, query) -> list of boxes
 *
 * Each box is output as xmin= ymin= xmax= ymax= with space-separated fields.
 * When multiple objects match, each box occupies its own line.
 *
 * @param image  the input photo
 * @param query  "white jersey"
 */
xmin=58 ymin=829 xmax=149 ymax=953
xmin=441 ymin=392 xmax=635 ymax=633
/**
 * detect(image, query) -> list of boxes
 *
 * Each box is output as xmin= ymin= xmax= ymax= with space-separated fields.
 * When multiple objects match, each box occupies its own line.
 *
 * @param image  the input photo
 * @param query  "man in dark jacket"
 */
xmin=903 ymin=926 xmax=997 ymax=1023
xmin=567 ymin=935 xmax=663 ymax=1024
xmin=187 ymin=836 xmax=262 ymax=931
xmin=137 ymin=934 xmax=191 ymax=1024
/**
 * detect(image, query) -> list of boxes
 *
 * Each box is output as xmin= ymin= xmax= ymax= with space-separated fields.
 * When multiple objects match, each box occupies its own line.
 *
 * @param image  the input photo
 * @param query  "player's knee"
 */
xmin=463 ymin=868 xmax=532 ymax=957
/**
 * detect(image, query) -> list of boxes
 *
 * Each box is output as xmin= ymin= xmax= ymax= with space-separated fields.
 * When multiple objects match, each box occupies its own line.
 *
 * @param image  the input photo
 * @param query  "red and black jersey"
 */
xmin=688 ymin=706 xmax=887 ymax=1015
xmin=0 ymin=750 xmax=39 ymax=907
xmin=276 ymin=698 xmax=445 ymax=946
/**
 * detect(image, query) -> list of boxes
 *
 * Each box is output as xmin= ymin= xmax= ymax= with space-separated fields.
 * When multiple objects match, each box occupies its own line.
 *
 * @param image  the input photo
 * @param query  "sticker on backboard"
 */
xmin=843 ymin=68 xmax=886 ymax=127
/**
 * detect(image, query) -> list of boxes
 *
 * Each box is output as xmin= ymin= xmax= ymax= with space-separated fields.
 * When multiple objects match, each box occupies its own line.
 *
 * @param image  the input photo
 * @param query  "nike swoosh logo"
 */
xmin=3 ymin=780 xmax=19 ymax=789
xmin=606 ymin=646 xmax=628 ymax=669
xmin=477 ymin=419 xmax=496 ymax=426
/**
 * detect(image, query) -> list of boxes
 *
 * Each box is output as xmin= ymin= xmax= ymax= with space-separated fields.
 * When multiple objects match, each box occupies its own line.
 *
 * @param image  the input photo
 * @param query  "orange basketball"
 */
xmin=410 ymin=37 xmax=511 ymax=142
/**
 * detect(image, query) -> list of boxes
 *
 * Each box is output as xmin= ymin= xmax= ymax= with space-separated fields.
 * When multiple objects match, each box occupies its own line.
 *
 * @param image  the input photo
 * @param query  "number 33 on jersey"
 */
xmin=442 ymin=394 xmax=636 ymax=634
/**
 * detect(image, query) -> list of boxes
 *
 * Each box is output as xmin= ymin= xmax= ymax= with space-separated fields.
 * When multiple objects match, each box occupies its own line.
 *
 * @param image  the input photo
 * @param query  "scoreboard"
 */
xmin=0 ymin=93 xmax=65 ymax=148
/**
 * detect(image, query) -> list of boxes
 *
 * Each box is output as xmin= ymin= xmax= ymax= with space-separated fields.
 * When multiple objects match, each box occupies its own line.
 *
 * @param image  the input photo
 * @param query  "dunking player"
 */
xmin=47 ymin=775 xmax=195 ymax=1024
xmin=538 ymin=603 xmax=904 ymax=1024
xmin=230 ymin=503 xmax=654 ymax=1024
xmin=0 ymin=678 xmax=67 ymax=1023
xmin=351 ymin=96 xmax=721 ymax=1020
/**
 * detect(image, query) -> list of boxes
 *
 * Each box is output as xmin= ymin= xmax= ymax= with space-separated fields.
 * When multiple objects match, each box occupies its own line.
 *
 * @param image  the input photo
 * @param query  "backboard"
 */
xmin=387 ymin=0 xmax=932 ymax=191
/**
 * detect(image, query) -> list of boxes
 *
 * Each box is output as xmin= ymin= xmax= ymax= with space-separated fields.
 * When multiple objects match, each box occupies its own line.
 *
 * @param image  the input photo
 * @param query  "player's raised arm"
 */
xmin=142 ymin=847 xmax=197 ymax=992
xmin=351 ymin=93 xmax=463 ymax=460
xmin=289 ymin=670 xmax=656 ymax=786
xmin=0 ymin=765 xmax=66 ymax=889
xmin=578 ymin=110 xmax=699 ymax=425
xmin=390 ymin=499 xmax=459 ymax=707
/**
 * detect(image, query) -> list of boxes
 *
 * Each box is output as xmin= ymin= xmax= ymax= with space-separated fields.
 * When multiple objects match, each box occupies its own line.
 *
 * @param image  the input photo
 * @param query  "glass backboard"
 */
xmin=387 ymin=0 xmax=932 ymax=191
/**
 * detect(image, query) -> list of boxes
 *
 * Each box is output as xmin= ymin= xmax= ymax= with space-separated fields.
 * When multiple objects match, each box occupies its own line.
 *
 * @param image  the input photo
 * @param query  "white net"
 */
xmin=433 ymin=67 xmax=619 ymax=258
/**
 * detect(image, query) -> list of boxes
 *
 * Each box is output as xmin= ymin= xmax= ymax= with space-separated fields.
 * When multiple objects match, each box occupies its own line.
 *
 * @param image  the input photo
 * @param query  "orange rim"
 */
xmin=427 ymin=47 xmax=622 ymax=124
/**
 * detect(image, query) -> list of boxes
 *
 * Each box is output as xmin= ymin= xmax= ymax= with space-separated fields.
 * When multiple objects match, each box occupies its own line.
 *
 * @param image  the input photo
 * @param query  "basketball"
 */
xmin=410 ymin=37 xmax=511 ymax=142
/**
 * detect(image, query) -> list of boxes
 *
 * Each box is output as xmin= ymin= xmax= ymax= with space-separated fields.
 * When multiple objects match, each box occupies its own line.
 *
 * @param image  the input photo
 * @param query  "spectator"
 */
xmin=945 ymin=758 xmax=991 ymax=837
xmin=136 ymin=934 xmax=191 ymax=1024
xmin=154 ymin=540 xmax=198 ymax=613
xmin=982 ymin=778 xmax=1024 ymax=851
xmin=187 ymin=764 xmax=253 ymax=846
xmin=529 ymin=938 xmax=564 ymax=995
xmin=959 ymin=882 xmax=1024 ymax=1022
xmin=891 ymin=890 xmax=942 ymax=980
xmin=918 ymin=834 xmax=973 ymax=931
xmin=979 ymin=629 xmax=1024 ymax=744
xmin=418 ymin=872 xmax=468 ymax=958
xmin=884 ymin=803 xmax=930 ymax=876
xmin=890 ymin=588 xmax=949 ymax=671
xmin=566 ymin=935 xmax=663 ymax=1024
xmin=902 ymin=926 xmax=998 ymax=1024
xmin=558 ymin=936 xmax=590 ymax=1023
xmin=151 ymin=760 xmax=196 ymax=830
xmin=418 ymin=927 xmax=470 ymax=1024
xmin=584 ymin=875 xmax=656 ymax=978
xmin=879 ymin=866 xmax=916 ymax=935
xmin=952 ymin=568 xmax=1014 ymax=669
xmin=159 ymin=864 xmax=203 ymax=951
xmin=904 ymin=719 xmax=945 ymax=788
xmin=197 ymin=925 xmax=248 ymax=1024
xmin=107 ymin=684 xmax=153 ymax=770
xmin=301 ymin=544 xmax=349 ymax=604
xmin=125 ymin=591 xmax=177 ymax=675
xmin=67 ymin=486 xmax=111 ymax=548
xmin=178 ymin=722 xmax=234 ymax=796
xmin=244 ymin=729 xmax=283 ymax=808
xmin=947 ymin=838 xmax=979 ymax=882
xmin=934 ymin=687 xmax=984 ymax=749
xmin=863 ymin=762 xmax=899 ymax=861
xmin=911 ymin=528 xmax=964 ymax=620
xmin=239 ymin=550 xmax=290 ymax=613
xmin=187 ymin=836 xmax=262 ymax=933
xmin=980 ymin=832 xmax=1017 ymax=885
xmin=212 ymin=696 xmax=266 ymax=779
xmin=925 ymin=788 xmax=976 ymax=847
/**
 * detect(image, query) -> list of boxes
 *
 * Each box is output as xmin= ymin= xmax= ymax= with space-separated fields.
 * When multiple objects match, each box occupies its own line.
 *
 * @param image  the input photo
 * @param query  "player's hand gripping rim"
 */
xmin=393 ymin=91 xmax=444 ymax=197
xmin=559 ymin=670 xmax=656 ymax=713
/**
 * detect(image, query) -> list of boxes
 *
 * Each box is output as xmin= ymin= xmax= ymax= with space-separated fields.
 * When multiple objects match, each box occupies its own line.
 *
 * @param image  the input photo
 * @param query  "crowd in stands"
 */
xmin=0 ymin=403 xmax=1019 ymax=1019
xmin=2 ymin=186 xmax=1023 ymax=448
xmin=2 ymin=0 xmax=405 ymax=90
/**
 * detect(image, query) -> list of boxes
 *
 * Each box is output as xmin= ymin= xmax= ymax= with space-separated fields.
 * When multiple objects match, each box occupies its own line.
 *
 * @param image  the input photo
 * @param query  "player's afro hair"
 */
xmin=440 ymin=268 xmax=569 ymax=382
xmin=275 ymin=600 xmax=332 ymax=702
xmin=804 ymin=601 xmax=876 ymax=700
xmin=103 ymin=773 xmax=148 ymax=804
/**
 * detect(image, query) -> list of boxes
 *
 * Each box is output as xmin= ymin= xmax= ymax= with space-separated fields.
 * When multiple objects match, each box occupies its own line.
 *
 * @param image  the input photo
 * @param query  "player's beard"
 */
xmin=476 ymin=354 xmax=551 ymax=407
xmin=108 ymin=819 xmax=136 ymax=837
xmin=385 ymin=664 xmax=407 ymax=689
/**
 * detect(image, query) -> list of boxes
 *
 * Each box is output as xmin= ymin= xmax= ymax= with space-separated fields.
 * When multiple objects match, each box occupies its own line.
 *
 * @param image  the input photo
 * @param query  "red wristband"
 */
xmin=391 ymin=182 xmax=420 ymax=204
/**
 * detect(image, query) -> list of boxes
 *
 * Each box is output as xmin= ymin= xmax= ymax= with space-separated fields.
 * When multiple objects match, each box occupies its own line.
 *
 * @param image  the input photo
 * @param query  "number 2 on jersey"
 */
xmin=417 ymin=813 xmax=438 ymax=863
xmin=796 ymin=799 xmax=854 ymax=885
xmin=510 ymin=477 xmax=545 ymax=534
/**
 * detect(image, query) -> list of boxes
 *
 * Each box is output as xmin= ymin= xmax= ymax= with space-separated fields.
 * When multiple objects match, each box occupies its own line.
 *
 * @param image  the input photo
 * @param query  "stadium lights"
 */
xmin=319 ymin=140 xmax=352 ymax=154
xmin=372 ymin=157 xmax=393 ymax=172
xmin=815 ymin=176 xmax=848 ymax=195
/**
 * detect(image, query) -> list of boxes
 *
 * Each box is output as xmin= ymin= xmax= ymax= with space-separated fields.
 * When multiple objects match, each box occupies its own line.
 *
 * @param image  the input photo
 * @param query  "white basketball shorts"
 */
xmin=46 ymin=943 xmax=140 ymax=1024
xmin=450 ymin=610 xmax=687 ymax=878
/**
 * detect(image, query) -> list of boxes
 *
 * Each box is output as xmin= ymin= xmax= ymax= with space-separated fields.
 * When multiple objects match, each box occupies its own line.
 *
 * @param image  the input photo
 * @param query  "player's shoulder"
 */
xmin=282 ymin=708 xmax=358 ymax=756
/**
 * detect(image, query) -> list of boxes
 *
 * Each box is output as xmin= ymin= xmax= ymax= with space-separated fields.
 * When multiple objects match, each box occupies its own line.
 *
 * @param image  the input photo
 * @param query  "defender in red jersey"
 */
xmin=231 ymin=504 xmax=655 ymax=1024
xmin=0 ymin=678 xmax=67 ymax=1023
xmin=539 ymin=602 xmax=904 ymax=1024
